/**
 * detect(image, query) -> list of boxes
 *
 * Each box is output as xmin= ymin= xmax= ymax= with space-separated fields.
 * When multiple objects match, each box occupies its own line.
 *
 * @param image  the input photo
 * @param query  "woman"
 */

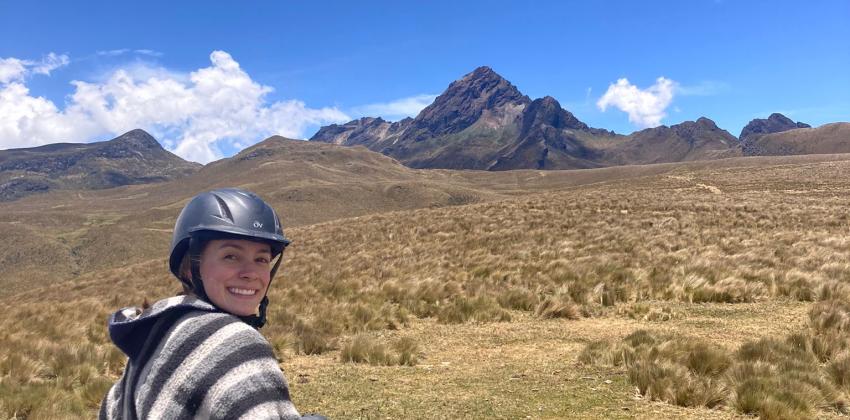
xmin=99 ymin=188 xmax=322 ymax=419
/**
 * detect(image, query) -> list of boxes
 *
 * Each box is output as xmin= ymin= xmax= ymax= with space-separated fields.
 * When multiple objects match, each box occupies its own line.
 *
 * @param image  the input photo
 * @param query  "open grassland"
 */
xmin=3 ymin=154 xmax=850 ymax=418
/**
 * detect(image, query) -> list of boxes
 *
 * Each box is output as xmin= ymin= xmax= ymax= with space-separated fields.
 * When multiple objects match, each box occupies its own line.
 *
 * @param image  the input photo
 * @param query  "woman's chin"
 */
xmin=230 ymin=306 xmax=257 ymax=317
xmin=217 ymin=300 xmax=258 ymax=316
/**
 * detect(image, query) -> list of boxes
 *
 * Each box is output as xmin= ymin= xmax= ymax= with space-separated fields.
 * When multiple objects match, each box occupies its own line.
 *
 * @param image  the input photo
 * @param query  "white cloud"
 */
xmin=134 ymin=49 xmax=163 ymax=57
xmin=0 ymin=82 xmax=83 ymax=147
xmin=31 ymin=53 xmax=70 ymax=75
xmin=676 ymin=80 xmax=729 ymax=96
xmin=97 ymin=49 xmax=131 ymax=57
xmin=96 ymin=49 xmax=163 ymax=58
xmin=0 ymin=58 xmax=27 ymax=84
xmin=597 ymin=77 xmax=677 ymax=128
xmin=0 ymin=53 xmax=70 ymax=85
xmin=0 ymin=50 xmax=350 ymax=163
xmin=352 ymin=94 xmax=437 ymax=120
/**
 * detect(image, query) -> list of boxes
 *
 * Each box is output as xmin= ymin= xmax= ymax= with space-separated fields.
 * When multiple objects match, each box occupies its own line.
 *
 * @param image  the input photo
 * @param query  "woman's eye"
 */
xmin=256 ymin=257 xmax=270 ymax=264
xmin=223 ymin=254 xmax=238 ymax=261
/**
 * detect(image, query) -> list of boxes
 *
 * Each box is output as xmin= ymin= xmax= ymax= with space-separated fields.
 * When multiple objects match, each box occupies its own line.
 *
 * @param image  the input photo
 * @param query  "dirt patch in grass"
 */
xmin=285 ymin=302 xmax=810 ymax=419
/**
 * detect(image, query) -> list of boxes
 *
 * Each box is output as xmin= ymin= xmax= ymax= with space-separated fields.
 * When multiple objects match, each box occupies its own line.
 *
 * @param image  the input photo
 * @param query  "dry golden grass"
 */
xmin=579 ymin=299 xmax=850 ymax=419
xmin=4 ymin=150 xmax=850 ymax=418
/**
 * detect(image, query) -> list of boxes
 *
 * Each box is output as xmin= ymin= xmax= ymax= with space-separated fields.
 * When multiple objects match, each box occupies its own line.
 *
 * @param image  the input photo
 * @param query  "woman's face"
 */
xmin=198 ymin=239 xmax=273 ymax=316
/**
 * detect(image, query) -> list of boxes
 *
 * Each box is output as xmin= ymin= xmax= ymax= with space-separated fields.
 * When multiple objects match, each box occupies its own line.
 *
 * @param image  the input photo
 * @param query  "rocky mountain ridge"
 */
xmin=311 ymin=67 xmax=755 ymax=170
xmin=3 ymin=67 xmax=846 ymax=201
xmin=740 ymin=113 xmax=811 ymax=142
xmin=739 ymin=113 xmax=813 ymax=156
xmin=0 ymin=129 xmax=200 ymax=201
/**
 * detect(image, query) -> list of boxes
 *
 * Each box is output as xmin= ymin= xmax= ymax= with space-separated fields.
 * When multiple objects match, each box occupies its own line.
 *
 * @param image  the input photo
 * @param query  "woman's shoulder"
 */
xmin=134 ymin=308 xmax=298 ymax=419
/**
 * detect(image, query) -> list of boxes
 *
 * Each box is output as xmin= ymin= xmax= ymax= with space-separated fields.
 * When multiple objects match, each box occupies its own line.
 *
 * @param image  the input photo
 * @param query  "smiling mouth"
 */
xmin=228 ymin=287 xmax=258 ymax=296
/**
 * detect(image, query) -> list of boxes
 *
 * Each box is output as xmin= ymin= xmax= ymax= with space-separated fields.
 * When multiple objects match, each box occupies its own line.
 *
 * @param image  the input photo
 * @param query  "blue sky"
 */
xmin=1 ymin=0 xmax=848 ymax=162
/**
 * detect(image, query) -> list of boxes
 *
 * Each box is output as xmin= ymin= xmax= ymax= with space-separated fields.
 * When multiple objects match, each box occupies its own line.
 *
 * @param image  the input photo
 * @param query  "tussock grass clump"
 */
xmin=577 ymin=339 xmax=614 ymax=366
xmin=436 ymin=296 xmax=511 ymax=324
xmin=583 ymin=300 xmax=850 ymax=418
xmin=394 ymin=336 xmax=420 ymax=366
xmin=809 ymin=300 xmax=850 ymax=334
xmin=814 ymin=281 xmax=850 ymax=302
xmin=496 ymin=287 xmax=538 ymax=311
xmin=628 ymin=337 xmax=731 ymax=408
xmin=730 ymin=337 xmax=843 ymax=419
xmin=726 ymin=301 xmax=850 ymax=418
xmin=534 ymin=294 xmax=580 ymax=319
xmin=733 ymin=377 xmax=825 ymax=420
xmin=292 ymin=319 xmax=337 ymax=355
xmin=778 ymin=270 xmax=818 ymax=301
xmin=628 ymin=360 xmax=728 ymax=408
xmin=339 ymin=334 xmax=420 ymax=366
xmin=668 ymin=275 xmax=767 ymax=304
xmin=618 ymin=302 xmax=676 ymax=322
xmin=581 ymin=330 xmax=732 ymax=408
xmin=828 ymin=351 xmax=850 ymax=391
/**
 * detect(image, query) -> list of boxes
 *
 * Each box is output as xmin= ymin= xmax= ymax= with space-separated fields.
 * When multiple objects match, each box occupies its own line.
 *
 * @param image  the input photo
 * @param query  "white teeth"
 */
xmin=228 ymin=287 xmax=257 ymax=296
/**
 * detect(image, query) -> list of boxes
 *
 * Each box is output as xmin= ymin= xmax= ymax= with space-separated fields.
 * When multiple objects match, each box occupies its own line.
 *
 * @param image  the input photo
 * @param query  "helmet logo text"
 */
xmin=253 ymin=221 xmax=263 ymax=229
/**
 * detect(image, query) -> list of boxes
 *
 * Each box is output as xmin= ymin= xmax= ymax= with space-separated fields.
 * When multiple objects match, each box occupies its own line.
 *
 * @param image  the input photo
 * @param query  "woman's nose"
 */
xmin=239 ymin=264 xmax=261 ymax=279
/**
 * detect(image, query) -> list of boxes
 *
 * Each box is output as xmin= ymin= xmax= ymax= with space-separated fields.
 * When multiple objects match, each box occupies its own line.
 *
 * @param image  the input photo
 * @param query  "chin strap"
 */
xmin=187 ymin=237 xmax=209 ymax=302
xmin=239 ymin=253 xmax=283 ymax=329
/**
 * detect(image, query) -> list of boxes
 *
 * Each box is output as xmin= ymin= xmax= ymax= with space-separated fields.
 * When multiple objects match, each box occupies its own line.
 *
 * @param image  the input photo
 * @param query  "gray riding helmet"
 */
xmin=168 ymin=188 xmax=290 ymax=327
xmin=169 ymin=188 xmax=289 ymax=276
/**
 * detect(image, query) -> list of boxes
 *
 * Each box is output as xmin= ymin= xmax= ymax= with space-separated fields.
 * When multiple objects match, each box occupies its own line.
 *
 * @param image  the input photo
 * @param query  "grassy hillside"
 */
xmin=747 ymin=123 xmax=850 ymax=156
xmin=4 ymin=142 xmax=850 ymax=418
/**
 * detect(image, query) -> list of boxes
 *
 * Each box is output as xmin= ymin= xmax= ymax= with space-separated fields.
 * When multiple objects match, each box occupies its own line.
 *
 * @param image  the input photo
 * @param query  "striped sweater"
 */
xmin=99 ymin=295 xmax=302 ymax=420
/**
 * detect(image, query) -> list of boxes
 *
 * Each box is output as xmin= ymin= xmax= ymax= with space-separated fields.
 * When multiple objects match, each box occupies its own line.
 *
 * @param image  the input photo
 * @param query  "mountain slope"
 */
xmin=0 ymin=129 xmax=200 ymax=201
xmin=740 ymin=113 xmax=811 ymax=142
xmin=606 ymin=117 xmax=741 ymax=165
xmin=743 ymin=123 xmax=850 ymax=156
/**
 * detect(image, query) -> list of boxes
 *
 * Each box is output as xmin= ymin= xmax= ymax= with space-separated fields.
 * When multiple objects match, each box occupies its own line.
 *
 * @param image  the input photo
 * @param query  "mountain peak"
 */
xmin=695 ymin=117 xmax=718 ymax=128
xmin=111 ymin=129 xmax=163 ymax=150
xmin=767 ymin=113 xmax=794 ymax=124
xmin=539 ymin=95 xmax=558 ymax=105
xmin=462 ymin=66 xmax=500 ymax=82
xmin=521 ymin=96 xmax=588 ymax=134
xmin=444 ymin=66 xmax=527 ymax=106
xmin=402 ymin=66 xmax=530 ymax=141
xmin=668 ymin=117 xmax=726 ymax=137
xmin=740 ymin=113 xmax=811 ymax=141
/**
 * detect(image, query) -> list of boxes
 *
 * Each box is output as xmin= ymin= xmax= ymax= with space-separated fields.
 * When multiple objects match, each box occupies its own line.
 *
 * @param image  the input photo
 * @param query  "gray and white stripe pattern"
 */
xmin=100 ymin=297 xmax=300 ymax=420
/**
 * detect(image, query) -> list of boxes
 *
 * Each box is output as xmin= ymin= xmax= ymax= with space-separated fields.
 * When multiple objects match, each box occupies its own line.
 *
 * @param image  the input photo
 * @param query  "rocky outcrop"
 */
xmin=311 ymin=117 xmax=411 ymax=147
xmin=740 ymin=113 xmax=811 ymax=142
xmin=739 ymin=113 xmax=812 ymax=156
xmin=489 ymin=96 xmax=602 ymax=170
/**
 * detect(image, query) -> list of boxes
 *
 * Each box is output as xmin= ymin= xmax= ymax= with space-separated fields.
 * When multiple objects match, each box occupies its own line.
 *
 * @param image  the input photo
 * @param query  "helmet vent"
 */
xmin=212 ymin=194 xmax=235 ymax=224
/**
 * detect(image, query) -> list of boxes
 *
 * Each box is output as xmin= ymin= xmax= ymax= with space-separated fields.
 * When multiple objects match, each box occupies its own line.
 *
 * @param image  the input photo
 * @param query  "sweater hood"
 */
xmin=108 ymin=295 xmax=217 ymax=361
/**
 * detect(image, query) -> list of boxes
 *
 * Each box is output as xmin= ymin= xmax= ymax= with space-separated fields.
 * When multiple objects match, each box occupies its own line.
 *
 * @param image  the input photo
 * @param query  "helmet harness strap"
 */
xmin=187 ymin=237 xmax=209 ymax=302
xmin=240 ymin=251 xmax=283 ymax=329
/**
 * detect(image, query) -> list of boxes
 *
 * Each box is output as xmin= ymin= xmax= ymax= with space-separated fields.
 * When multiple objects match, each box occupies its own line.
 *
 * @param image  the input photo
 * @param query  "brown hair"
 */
xmin=177 ymin=251 xmax=194 ymax=295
